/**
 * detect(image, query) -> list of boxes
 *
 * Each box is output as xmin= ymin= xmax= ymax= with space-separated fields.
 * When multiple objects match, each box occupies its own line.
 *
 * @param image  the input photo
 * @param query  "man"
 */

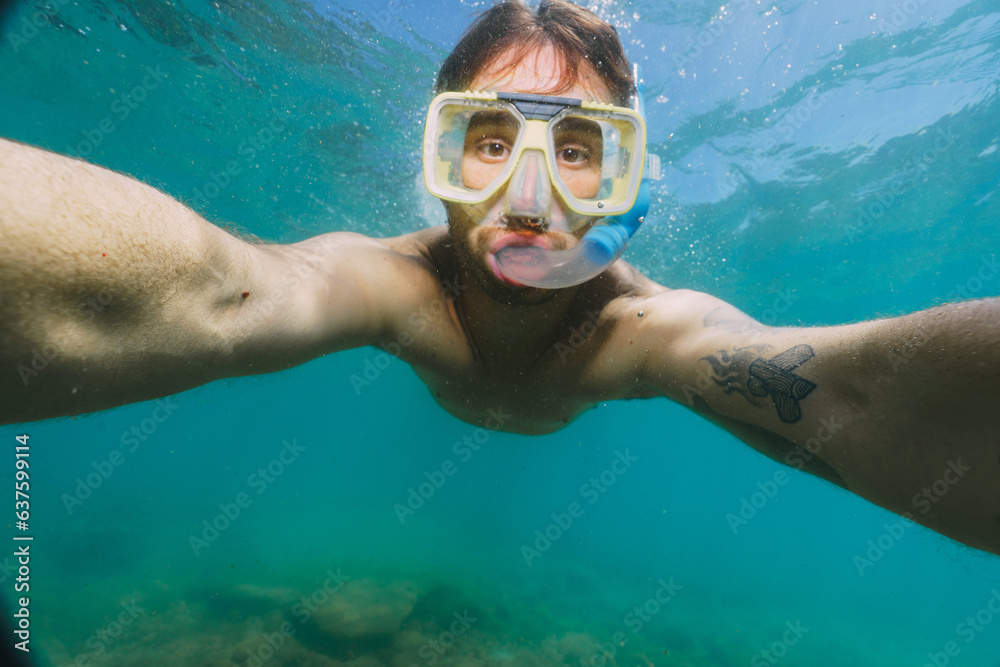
xmin=1 ymin=0 xmax=998 ymax=556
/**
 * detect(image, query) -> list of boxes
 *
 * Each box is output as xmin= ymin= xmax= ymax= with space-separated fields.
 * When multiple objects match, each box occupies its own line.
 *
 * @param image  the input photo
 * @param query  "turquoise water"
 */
xmin=2 ymin=0 xmax=1000 ymax=665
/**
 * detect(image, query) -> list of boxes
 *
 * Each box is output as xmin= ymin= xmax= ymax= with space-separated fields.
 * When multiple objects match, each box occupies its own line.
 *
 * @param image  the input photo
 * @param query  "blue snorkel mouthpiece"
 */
xmin=495 ymin=65 xmax=659 ymax=289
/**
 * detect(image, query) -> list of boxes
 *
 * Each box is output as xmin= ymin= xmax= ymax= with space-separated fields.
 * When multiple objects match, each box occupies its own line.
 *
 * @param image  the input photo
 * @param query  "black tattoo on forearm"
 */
xmin=702 ymin=344 xmax=817 ymax=423
xmin=701 ymin=346 xmax=768 ymax=405
xmin=747 ymin=345 xmax=817 ymax=423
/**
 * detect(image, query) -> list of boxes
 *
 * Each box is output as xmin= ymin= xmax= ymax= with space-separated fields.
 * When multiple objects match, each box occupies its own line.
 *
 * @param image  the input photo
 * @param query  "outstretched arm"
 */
xmin=637 ymin=289 xmax=1000 ymax=555
xmin=0 ymin=138 xmax=433 ymax=424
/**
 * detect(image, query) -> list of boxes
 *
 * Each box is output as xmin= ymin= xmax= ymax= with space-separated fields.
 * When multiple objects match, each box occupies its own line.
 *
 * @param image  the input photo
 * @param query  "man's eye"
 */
xmin=478 ymin=141 xmax=509 ymax=159
xmin=558 ymin=146 xmax=591 ymax=165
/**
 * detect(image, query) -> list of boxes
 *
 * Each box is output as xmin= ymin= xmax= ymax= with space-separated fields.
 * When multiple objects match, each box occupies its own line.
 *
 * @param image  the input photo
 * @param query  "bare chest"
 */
xmin=408 ymin=320 xmax=648 ymax=434
xmin=413 ymin=362 xmax=600 ymax=435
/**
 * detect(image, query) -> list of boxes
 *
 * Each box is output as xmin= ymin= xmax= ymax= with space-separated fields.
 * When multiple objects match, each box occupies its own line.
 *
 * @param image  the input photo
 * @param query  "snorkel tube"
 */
xmin=495 ymin=65 xmax=657 ymax=288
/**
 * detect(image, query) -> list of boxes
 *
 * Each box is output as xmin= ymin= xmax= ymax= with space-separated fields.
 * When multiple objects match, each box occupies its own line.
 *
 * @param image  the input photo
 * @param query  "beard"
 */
xmin=449 ymin=224 xmax=563 ymax=306
xmin=444 ymin=198 xmax=596 ymax=305
xmin=446 ymin=219 xmax=580 ymax=309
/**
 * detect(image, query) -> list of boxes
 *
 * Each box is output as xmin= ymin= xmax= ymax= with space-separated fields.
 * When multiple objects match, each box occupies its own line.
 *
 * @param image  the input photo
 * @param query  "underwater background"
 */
xmin=2 ymin=0 xmax=1000 ymax=665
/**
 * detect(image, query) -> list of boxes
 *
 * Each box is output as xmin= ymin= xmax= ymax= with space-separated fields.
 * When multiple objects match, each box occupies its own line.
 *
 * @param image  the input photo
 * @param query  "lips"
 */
xmin=489 ymin=232 xmax=552 ymax=254
xmin=488 ymin=233 xmax=553 ymax=286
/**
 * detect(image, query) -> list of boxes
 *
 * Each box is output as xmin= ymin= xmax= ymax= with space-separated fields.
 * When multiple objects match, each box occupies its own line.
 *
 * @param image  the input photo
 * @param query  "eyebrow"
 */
xmin=552 ymin=116 xmax=603 ymax=140
xmin=466 ymin=111 xmax=519 ymax=135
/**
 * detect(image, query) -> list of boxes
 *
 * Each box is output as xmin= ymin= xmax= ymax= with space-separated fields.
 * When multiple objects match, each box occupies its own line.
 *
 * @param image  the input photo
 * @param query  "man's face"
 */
xmin=445 ymin=44 xmax=614 ymax=303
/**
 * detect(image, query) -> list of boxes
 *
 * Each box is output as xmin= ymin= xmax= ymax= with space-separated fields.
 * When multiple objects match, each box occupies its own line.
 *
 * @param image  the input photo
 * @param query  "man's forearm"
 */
xmin=823 ymin=299 xmax=1000 ymax=555
xmin=647 ymin=292 xmax=1000 ymax=554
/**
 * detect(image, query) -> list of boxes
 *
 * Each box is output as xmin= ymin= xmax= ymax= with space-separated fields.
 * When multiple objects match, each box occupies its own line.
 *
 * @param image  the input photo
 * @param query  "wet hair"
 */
xmin=436 ymin=0 xmax=635 ymax=106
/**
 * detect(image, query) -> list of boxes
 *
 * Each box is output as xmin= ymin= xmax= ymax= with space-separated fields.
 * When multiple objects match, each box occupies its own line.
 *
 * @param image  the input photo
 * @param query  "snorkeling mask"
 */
xmin=422 ymin=65 xmax=661 ymax=288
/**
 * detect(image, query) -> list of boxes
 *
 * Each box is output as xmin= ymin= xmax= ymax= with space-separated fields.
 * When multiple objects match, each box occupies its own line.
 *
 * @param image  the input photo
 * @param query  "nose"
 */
xmin=503 ymin=150 xmax=551 ymax=220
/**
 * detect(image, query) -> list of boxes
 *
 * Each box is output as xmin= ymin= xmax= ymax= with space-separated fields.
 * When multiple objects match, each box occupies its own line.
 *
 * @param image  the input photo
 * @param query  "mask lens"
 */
xmin=551 ymin=116 xmax=603 ymax=200
xmin=462 ymin=110 xmax=519 ymax=190
xmin=548 ymin=112 xmax=641 ymax=215
xmin=427 ymin=99 xmax=523 ymax=202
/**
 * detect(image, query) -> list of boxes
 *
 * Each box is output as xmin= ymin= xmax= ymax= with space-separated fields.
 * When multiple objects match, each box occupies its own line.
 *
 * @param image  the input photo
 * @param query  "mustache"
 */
xmin=478 ymin=226 xmax=575 ymax=254
xmin=499 ymin=214 xmax=549 ymax=231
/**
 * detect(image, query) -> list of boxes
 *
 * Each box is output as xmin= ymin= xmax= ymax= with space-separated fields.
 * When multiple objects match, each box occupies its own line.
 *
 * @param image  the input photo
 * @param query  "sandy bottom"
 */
xmin=34 ymin=558 xmax=740 ymax=667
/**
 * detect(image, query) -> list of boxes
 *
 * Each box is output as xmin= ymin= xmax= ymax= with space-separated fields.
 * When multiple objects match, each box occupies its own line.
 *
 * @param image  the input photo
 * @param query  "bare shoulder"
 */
xmin=379 ymin=225 xmax=451 ymax=264
xmin=374 ymin=225 xmax=461 ymax=323
xmin=315 ymin=225 xmax=451 ymax=300
xmin=577 ymin=268 xmax=768 ymax=399
xmin=363 ymin=226 xmax=473 ymax=366
xmin=295 ymin=226 xmax=449 ymax=267
xmin=587 ymin=262 xmax=732 ymax=339
xmin=556 ymin=263 xmax=692 ymax=398
xmin=611 ymin=281 xmax=759 ymax=346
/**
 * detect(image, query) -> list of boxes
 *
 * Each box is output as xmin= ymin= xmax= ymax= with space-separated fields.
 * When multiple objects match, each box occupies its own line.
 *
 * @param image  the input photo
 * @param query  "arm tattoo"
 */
xmin=702 ymin=344 xmax=817 ymax=423
xmin=700 ymin=345 xmax=769 ymax=405
xmin=748 ymin=345 xmax=817 ymax=423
